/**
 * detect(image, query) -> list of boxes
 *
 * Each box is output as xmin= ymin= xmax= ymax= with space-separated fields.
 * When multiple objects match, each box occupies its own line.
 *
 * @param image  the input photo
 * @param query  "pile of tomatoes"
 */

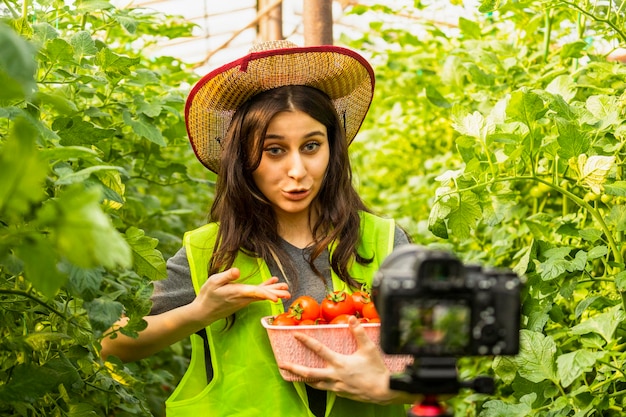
xmin=271 ymin=290 xmax=381 ymax=326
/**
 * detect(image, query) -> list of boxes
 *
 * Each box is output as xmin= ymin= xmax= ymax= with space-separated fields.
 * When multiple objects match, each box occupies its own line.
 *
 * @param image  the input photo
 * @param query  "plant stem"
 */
xmin=21 ymin=0 xmax=27 ymax=20
xmin=543 ymin=6 xmax=552 ymax=63
xmin=0 ymin=288 xmax=90 ymax=331
xmin=434 ymin=175 xmax=622 ymax=265
xmin=1 ymin=0 xmax=19 ymax=18
xmin=560 ymin=0 xmax=626 ymax=43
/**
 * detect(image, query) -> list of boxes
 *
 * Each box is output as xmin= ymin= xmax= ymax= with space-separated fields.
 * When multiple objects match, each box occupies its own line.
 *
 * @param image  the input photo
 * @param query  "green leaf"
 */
xmin=546 ymin=76 xmax=577 ymax=103
xmin=536 ymin=247 xmax=571 ymax=281
xmin=615 ymin=271 xmax=626 ymax=292
xmin=15 ymin=235 xmax=67 ymax=297
xmin=424 ymin=85 xmax=451 ymax=108
xmin=607 ymin=205 xmax=626 ymax=232
xmin=492 ymin=356 xmax=518 ymax=384
xmin=447 ymin=192 xmax=482 ymax=240
xmin=40 ymin=145 xmax=101 ymax=161
xmin=0 ymin=22 xmax=37 ymax=99
xmin=458 ymin=17 xmax=481 ymax=39
xmin=555 ymin=118 xmax=590 ymax=159
xmin=32 ymin=22 xmax=59 ymax=44
xmin=37 ymin=186 xmax=132 ymax=269
xmin=66 ymin=266 xmax=104 ymax=301
xmin=515 ymin=330 xmax=557 ymax=383
xmin=560 ymin=40 xmax=587 ymax=59
xmin=578 ymin=228 xmax=602 ymax=243
xmin=477 ymin=0 xmax=499 ymax=13
xmin=70 ymin=30 xmax=97 ymax=61
xmin=569 ymin=250 xmax=587 ymax=271
xmin=55 ymin=165 xmax=127 ymax=186
xmin=52 ymin=117 xmax=117 ymax=146
xmin=0 ymin=358 xmax=81 ymax=403
xmin=480 ymin=393 xmax=535 ymax=417
xmin=125 ymin=227 xmax=167 ymax=281
xmin=574 ymin=295 xmax=601 ymax=318
xmin=75 ymin=0 xmax=115 ymax=13
xmin=115 ymin=14 xmax=138 ymax=34
xmin=556 ymin=349 xmax=602 ymax=388
xmin=428 ymin=217 xmax=449 ymax=239
xmin=586 ymin=95 xmax=620 ymax=130
xmin=507 ymin=90 xmax=545 ymax=126
xmin=95 ymin=47 xmax=140 ymax=78
xmin=34 ymin=90 xmax=79 ymax=114
xmin=84 ymin=297 xmax=124 ymax=332
xmin=67 ymin=402 xmax=98 ymax=417
xmin=123 ymin=110 xmax=166 ymax=146
xmin=604 ymin=181 xmax=626 ymax=196
xmin=571 ymin=305 xmax=625 ymax=343
xmin=0 ymin=118 xmax=48 ymax=217
xmin=43 ymin=38 xmax=76 ymax=66
xmin=586 ymin=245 xmax=607 ymax=259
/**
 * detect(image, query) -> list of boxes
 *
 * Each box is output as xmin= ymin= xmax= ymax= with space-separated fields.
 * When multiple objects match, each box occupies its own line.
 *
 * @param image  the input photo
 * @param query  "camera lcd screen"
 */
xmin=397 ymin=299 xmax=470 ymax=356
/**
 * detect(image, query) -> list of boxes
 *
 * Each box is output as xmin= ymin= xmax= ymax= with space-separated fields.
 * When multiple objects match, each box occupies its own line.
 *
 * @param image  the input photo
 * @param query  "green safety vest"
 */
xmin=165 ymin=212 xmax=408 ymax=417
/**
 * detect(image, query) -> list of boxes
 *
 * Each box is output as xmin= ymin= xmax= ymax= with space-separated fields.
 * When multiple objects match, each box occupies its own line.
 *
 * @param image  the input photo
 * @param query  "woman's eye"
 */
xmin=303 ymin=141 xmax=321 ymax=153
xmin=264 ymin=146 xmax=284 ymax=156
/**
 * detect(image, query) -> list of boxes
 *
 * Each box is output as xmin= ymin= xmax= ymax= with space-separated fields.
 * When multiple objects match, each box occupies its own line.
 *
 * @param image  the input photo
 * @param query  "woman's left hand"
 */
xmin=278 ymin=315 xmax=420 ymax=405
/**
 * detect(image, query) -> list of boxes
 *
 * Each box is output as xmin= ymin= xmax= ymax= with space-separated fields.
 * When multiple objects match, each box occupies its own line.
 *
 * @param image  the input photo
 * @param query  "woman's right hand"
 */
xmin=100 ymin=267 xmax=290 ymax=362
xmin=189 ymin=267 xmax=291 ymax=327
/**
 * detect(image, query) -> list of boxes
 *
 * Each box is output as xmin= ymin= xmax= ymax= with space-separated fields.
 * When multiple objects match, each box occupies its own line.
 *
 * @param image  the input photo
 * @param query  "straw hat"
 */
xmin=185 ymin=40 xmax=375 ymax=173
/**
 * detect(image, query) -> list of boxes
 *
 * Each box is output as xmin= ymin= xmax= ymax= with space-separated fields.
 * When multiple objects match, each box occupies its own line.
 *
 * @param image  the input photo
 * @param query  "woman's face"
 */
xmin=252 ymin=110 xmax=330 ymax=222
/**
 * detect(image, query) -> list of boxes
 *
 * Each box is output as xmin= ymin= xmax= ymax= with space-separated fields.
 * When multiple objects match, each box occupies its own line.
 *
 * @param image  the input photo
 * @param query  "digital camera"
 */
xmin=372 ymin=244 xmax=521 ymax=357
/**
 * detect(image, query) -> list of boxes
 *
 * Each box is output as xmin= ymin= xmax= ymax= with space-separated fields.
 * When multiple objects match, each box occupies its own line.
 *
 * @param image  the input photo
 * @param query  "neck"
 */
xmin=276 ymin=212 xmax=316 ymax=249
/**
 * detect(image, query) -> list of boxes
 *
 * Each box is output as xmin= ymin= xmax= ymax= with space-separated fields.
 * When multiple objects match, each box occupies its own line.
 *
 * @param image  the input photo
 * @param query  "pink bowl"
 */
xmin=261 ymin=316 xmax=414 ymax=382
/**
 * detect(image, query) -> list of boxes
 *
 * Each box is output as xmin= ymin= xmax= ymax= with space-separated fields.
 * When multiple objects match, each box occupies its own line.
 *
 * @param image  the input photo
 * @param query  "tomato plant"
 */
xmin=0 ymin=2 xmax=200 ymax=415
xmin=347 ymin=1 xmax=626 ymax=415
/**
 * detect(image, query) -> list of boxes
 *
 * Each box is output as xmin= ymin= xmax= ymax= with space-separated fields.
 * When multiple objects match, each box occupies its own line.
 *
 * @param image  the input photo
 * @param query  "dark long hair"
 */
xmin=208 ymin=85 xmax=371 ymax=289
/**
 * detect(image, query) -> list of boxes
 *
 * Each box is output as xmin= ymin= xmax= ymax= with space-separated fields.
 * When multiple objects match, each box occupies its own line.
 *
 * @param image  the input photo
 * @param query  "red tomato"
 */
xmin=298 ymin=319 xmax=317 ymax=325
xmin=361 ymin=302 xmax=380 ymax=321
xmin=272 ymin=312 xmax=298 ymax=326
xmin=351 ymin=290 xmax=372 ymax=315
xmin=288 ymin=295 xmax=321 ymax=322
xmin=321 ymin=291 xmax=356 ymax=322
xmin=329 ymin=314 xmax=355 ymax=325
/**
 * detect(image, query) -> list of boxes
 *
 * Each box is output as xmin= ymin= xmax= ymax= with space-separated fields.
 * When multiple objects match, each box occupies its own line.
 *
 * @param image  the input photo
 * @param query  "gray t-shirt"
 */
xmin=150 ymin=225 xmax=409 ymax=315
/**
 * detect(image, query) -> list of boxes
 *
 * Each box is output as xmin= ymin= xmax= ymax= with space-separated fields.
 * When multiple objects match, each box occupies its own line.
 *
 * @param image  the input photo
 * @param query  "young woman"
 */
xmin=101 ymin=40 xmax=421 ymax=417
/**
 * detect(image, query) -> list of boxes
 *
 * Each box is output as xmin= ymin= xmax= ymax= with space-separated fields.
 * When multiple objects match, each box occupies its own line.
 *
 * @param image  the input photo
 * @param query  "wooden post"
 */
xmin=303 ymin=0 xmax=333 ymax=45
xmin=258 ymin=0 xmax=283 ymax=41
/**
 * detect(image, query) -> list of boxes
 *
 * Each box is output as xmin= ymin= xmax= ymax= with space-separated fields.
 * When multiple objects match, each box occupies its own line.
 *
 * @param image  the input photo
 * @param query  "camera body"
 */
xmin=372 ymin=244 xmax=521 ymax=357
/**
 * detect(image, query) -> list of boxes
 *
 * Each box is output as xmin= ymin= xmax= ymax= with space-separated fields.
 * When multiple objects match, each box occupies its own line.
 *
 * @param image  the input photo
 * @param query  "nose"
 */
xmin=287 ymin=153 xmax=306 ymax=179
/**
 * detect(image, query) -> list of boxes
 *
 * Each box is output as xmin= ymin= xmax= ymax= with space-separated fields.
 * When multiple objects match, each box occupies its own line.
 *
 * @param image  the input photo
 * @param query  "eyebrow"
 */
xmin=264 ymin=130 xmax=327 ymax=140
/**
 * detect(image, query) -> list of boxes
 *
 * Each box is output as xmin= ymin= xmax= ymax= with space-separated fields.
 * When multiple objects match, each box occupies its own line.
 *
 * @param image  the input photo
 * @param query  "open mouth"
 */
xmin=283 ymin=189 xmax=311 ymax=201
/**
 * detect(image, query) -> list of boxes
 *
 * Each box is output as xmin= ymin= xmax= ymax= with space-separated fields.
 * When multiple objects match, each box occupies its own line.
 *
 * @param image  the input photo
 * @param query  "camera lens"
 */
xmin=477 ymin=323 xmax=499 ymax=344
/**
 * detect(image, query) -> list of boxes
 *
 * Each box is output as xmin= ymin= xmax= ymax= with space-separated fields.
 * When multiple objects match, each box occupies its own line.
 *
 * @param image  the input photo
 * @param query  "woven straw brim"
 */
xmin=185 ymin=44 xmax=375 ymax=173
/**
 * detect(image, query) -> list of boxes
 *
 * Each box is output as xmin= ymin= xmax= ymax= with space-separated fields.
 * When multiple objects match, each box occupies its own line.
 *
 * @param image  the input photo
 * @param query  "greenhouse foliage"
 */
xmin=1 ymin=0 xmax=626 ymax=415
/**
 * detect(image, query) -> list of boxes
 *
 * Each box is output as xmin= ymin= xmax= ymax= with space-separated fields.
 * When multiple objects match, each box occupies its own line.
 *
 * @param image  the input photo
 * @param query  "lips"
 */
xmin=282 ymin=189 xmax=311 ymax=201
